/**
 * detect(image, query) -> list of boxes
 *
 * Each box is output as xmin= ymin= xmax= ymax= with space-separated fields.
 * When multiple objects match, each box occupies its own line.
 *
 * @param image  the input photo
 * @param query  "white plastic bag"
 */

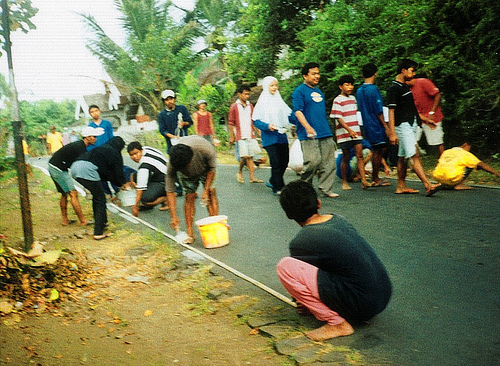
xmin=288 ymin=139 xmax=303 ymax=173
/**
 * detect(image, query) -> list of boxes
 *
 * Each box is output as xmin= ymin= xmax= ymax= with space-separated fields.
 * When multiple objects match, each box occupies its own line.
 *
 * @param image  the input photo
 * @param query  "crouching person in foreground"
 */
xmin=166 ymin=136 xmax=219 ymax=244
xmin=277 ymin=180 xmax=392 ymax=341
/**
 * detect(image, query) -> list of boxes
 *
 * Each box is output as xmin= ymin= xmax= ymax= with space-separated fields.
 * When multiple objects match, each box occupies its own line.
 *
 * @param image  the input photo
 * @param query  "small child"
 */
xmin=330 ymin=75 xmax=372 ymax=190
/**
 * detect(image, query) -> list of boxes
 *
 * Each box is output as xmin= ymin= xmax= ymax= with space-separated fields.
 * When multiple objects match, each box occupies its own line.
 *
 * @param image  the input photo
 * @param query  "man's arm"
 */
xmin=166 ymin=191 xmax=180 ymax=231
xmin=477 ymin=162 xmax=500 ymax=178
xmin=336 ymin=117 xmax=358 ymax=139
xmin=387 ymin=109 xmax=398 ymax=145
xmin=201 ymin=170 xmax=216 ymax=203
xmin=131 ymin=190 xmax=144 ymax=217
xmin=295 ymin=111 xmax=316 ymax=138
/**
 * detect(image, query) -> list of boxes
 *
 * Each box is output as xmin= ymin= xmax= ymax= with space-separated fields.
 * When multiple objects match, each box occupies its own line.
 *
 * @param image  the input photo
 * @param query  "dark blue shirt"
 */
xmin=158 ymin=105 xmax=193 ymax=153
xmin=291 ymin=83 xmax=333 ymax=141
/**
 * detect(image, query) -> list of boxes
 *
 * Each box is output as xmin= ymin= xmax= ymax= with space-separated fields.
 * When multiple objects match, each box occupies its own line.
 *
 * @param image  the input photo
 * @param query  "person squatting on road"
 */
xmin=48 ymin=126 xmax=104 ymax=226
xmin=165 ymin=136 xmax=219 ymax=245
xmin=276 ymin=180 xmax=392 ymax=341
xmin=432 ymin=143 xmax=500 ymax=190
xmin=127 ymin=141 xmax=169 ymax=217
xmin=70 ymin=137 xmax=129 ymax=240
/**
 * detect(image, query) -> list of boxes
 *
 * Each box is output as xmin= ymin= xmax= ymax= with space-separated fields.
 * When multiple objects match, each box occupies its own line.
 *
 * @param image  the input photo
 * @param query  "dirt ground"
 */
xmin=0 ymin=171 xmax=289 ymax=365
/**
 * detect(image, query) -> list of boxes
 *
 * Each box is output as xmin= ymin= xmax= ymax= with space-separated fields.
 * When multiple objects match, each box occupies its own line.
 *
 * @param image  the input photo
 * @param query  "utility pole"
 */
xmin=1 ymin=0 xmax=34 ymax=251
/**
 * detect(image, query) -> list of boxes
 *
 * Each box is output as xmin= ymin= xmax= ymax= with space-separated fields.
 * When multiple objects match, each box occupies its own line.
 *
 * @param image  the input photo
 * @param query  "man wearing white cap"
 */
xmin=48 ymin=127 xmax=104 ymax=226
xmin=158 ymin=89 xmax=193 ymax=153
xmin=158 ymin=89 xmax=193 ymax=196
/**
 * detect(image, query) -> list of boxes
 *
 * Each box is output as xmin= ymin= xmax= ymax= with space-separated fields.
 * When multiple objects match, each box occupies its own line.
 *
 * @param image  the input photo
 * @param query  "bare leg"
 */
xmin=184 ymin=193 xmax=197 ymax=239
xmin=69 ymin=190 xmax=87 ymax=225
xmin=437 ymin=144 xmax=444 ymax=157
xmin=395 ymin=157 xmax=415 ymax=193
xmin=237 ymin=158 xmax=245 ymax=183
xmin=143 ymin=195 xmax=167 ymax=208
xmin=409 ymin=151 xmax=440 ymax=193
xmin=306 ymin=320 xmax=354 ymax=341
xmin=371 ymin=148 xmax=384 ymax=184
xmin=60 ymin=193 xmax=70 ymax=225
xmin=354 ymin=145 xmax=371 ymax=188
xmin=207 ymin=188 xmax=219 ymax=216
xmin=341 ymin=151 xmax=352 ymax=190
xmin=246 ymin=157 xmax=256 ymax=181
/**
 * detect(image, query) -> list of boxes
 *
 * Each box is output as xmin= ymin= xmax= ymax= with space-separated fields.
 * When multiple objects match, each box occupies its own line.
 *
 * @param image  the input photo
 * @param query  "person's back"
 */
xmin=138 ymin=146 xmax=167 ymax=185
xmin=356 ymin=83 xmax=385 ymax=142
xmin=49 ymin=140 xmax=87 ymax=171
xmin=289 ymin=214 xmax=392 ymax=323
xmin=432 ymin=146 xmax=480 ymax=186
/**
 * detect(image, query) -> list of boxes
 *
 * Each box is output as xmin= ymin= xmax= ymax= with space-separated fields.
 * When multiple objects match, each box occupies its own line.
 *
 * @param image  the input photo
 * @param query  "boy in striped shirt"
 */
xmin=330 ymin=75 xmax=372 ymax=190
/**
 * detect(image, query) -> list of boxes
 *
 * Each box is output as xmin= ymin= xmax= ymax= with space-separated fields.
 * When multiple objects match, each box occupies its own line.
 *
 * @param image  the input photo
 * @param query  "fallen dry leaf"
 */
xmin=249 ymin=328 xmax=259 ymax=335
xmin=53 ymin=354 xmax=64 ymax=359
xmin=143 ymin=309 xmax=153 ymax=317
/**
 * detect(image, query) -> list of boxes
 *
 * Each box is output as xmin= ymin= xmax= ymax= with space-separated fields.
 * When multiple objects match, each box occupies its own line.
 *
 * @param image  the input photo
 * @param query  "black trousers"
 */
xmin=76 ymin=178 xmax=107 ymax=236
xmin=264 ymin=143 xmax=289 ymax=193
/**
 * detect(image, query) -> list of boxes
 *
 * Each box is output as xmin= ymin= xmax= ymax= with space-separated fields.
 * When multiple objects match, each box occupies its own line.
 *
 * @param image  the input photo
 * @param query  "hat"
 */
xmin=161 ymin=89 xmax=175 ymax=99
xmin=197 ymin=99 xmax=207 ymax=105
xmin=81 ymin=126 xmax=105 ymax=137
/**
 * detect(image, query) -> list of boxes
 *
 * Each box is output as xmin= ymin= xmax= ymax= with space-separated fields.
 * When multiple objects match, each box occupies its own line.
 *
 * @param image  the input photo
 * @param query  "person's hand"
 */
xmin=170 ymin=216 xmax=180 ymax=231
xmin=348 ymin=129 xmax=358 ymax=139
xmin=229 ymin=136 xmax=235 ymax=144
xmin=389 ymin=131 xmax=398 ymax=145
xmin=305 ymin=126 xmax=317 ymax=139
xmin=131 ymin=205 xmax=139 ymax=217
xmin=268 ymin=123 xmax=278 ymax=131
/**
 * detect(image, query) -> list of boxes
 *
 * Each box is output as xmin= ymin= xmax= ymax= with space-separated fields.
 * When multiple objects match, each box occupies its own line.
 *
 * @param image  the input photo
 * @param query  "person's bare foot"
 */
xmin=341 ymin=183 xmax=352 ymax=190
xmin=454 ymin=183 xmax=472 ymax=190
xmin=306 ymin=321 xmax=354 ymax=341
xmin=79 ymin=220 xmax=89 ymax=226
xmin=61 ymin=219 xmax=76 ymax=226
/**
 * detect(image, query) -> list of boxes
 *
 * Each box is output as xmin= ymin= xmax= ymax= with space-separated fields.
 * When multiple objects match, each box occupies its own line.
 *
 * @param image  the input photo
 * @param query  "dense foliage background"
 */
xmin=1 ymin=0 xmax=499 ymax=155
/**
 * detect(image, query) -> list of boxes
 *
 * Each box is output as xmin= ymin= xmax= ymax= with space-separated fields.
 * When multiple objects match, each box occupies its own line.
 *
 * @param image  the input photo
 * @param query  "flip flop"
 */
xmin=395 ymin=188 xmax=419 ymax=194
xmin=93 ymin=233 xmax=112 ymax=240
xmin=426 ymin=184 xmax=441 ymax=197
xmin=372 ymin=180 xmax=391 ymax=187
xmin=250 ymin=179 xmax=264 ymax=183
xmin=62 ymin=219 xmax=76 ymax=226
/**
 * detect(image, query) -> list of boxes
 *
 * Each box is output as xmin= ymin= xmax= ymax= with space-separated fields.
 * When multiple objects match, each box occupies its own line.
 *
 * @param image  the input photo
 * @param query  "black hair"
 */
xmin=88 ymin=104 xmax=100 ymax=113
xmin=361 ymin=63 xmax=378 ymax=78
xmin=279 ymin=180 xmax=319 ymax=223
xmin=237 ymin=84 xmax=251 ymax=94
xmin=127 ymin=141 xmax=143 ymax=153
xmin=338 ymin=74 xmax=355 ymax=86
xmin=169 ymin=144 xmax=194 ymax=171
xmin=106 ymin=136 xmax=125 ymax=151
xmin=397 ymin=59 xmax=418 ymax=74
xmin=301 ymin=62 xmax=320 ymax=76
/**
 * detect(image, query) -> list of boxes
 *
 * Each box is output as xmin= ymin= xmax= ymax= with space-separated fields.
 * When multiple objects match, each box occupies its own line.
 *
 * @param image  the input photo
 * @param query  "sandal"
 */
xmin=250 ymin=179 xmax=263 ymax=183
xmin=93 ymin=233 xmax=112 ymax=240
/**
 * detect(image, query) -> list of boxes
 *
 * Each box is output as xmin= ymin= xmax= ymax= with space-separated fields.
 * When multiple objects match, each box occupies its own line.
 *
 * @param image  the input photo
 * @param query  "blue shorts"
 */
xmin=395 ymin=122 xmax=418 ymax=159
xmin=49 ymin=164 xmax=76 ymax=193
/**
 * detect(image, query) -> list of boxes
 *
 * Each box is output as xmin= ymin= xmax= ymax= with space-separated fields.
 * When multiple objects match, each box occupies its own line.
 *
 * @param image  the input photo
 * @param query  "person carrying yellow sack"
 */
xmin=432 ymin=142 xmax=500 ymax=190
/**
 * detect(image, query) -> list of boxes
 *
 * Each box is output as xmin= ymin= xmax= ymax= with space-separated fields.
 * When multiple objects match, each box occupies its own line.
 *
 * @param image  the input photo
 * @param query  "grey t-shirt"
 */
xmin=289 ymin=214 xmax=392 ymax=323
xmin=165 ymin=136 xmax=216 ymax=192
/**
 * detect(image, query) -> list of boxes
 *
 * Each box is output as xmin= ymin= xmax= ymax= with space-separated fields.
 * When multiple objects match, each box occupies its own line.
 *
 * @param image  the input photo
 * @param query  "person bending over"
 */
xmin=277 ymin=180 xmax=392 ymax=341
xmin=127 ymin=141 xmax=168 ymax=217
xmin=165 ymin=136 xmax=219 ymax=244
xmin=432 ymin=143 xmax=500 ymax=189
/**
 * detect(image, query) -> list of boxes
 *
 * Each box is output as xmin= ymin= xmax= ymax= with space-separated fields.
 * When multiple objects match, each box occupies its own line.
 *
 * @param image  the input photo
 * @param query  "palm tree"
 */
xmin=81 ymin=0 xmax=200 ymax=111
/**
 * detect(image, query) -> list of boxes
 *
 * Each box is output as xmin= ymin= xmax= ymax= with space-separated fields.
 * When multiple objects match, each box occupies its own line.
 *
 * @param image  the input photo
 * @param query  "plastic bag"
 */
xmin=288 ymin=139 xmax=303 ymax=173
